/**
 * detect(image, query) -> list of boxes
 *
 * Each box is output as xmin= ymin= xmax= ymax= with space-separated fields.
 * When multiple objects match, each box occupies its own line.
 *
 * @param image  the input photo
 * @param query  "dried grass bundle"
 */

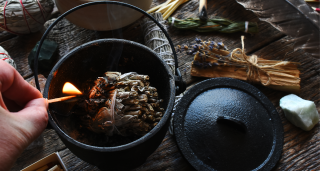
xmin=179 ymin=36 xmax=301 ymax=93
xmin=0 ymin=0 xmax=54 ymax=34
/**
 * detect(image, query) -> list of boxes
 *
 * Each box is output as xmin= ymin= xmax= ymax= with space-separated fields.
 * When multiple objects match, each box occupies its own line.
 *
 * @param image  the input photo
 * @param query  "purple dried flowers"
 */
xmin=195 ymin=37 xmax=202 ymax=44
xmin=176 ymin=38 xmax=235 ymax=69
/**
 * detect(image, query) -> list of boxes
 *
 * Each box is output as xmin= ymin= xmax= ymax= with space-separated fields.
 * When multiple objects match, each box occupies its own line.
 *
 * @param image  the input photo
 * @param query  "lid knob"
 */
xmin=217 ymin=116 xmax=247 ymax=134
xmin=174 ymin=78 xmax=284 ymax=171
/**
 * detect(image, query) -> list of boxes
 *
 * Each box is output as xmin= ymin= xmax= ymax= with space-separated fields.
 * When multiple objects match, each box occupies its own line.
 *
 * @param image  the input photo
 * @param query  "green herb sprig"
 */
xmin=168 ymin=17 xmax=258 ymax=34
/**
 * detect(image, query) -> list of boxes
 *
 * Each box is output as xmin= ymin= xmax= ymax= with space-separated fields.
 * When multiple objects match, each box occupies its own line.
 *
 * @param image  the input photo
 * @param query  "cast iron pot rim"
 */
xmin=34 ymin=1 xmax=182 ymax=90
xmin=44 ymin=38 xmax=175 ymax=152
xmin=173 ymin=77 xmax=284 ymax=171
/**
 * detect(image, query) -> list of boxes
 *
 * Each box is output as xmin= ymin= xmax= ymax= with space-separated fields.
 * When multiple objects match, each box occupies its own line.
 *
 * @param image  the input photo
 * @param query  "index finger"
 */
xmin=0 ymin=61 xmax=42 ymax=107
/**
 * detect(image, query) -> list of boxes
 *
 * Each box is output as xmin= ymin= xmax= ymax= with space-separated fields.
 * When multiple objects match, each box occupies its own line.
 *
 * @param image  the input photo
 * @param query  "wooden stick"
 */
xmin=312 ymin=7 xmax=320 ymax=13
xmin=47 ymin=96 xmax=76 ymax=103
xmin=199 ymin=0 xmax=208 ymax=21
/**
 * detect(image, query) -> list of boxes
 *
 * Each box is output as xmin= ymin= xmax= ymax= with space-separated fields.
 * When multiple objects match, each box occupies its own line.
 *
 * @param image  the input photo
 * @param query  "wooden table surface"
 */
xmin=7 ymin=0 xmax=320 ymax=170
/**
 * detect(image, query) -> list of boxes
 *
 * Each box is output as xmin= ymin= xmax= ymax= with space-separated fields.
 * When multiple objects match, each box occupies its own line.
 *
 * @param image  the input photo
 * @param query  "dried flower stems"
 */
xmin=147 ymin=0 xmax=189 ymax=20
xmin=178 ymin=37 xmax=301 ymax=93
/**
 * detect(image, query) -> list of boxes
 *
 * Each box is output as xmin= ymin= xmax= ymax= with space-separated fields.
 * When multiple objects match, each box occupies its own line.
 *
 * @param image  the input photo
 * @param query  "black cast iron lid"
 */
xmin=174 ymin=78 xmax=283 ymax=171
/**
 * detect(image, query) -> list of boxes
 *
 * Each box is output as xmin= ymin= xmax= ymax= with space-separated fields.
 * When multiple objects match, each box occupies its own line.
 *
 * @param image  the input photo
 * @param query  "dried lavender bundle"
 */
xmin=141 ymin=12 xmax=175 ymax=74
xmin=0 ymin=0 xmax=54 ymax=34
xmin=77 ymin=72 xmax=164 ymax=137
xmin=178 ymin=37 xmax=301 ymax=93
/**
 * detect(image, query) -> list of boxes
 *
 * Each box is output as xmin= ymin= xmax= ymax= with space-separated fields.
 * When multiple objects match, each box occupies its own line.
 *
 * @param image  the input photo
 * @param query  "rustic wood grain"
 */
xmin=250 ymin=37 xmax=320 ymax=171
xmin=58 ymin=149 xmax=99 ymax=171
xmin=132 ymin=133 xmax=195 ymax=171
xmin=54 ymin=133 xmax=195 ymax=171
xmin=0 ymin=30 xmax=16 ymax=42
xmin=11 ymin=129 xmax=66 ymax=171
xmin=8 ymin=0 xmax=320 ymax=170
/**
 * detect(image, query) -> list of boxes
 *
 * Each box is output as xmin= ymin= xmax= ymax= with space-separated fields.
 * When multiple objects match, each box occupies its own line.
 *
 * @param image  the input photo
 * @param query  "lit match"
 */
xmin=62 ymin=82 xmax=82 ymax=95
xmin=47 ymin=82 xmax=82 ymax=103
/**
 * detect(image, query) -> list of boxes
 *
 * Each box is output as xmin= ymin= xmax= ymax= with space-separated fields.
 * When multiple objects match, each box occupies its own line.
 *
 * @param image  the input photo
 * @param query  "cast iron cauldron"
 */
xmin=43 ymin=39 xmax=176 ymax=170
xmin=34 ymin=2 xmax=186 ymax=170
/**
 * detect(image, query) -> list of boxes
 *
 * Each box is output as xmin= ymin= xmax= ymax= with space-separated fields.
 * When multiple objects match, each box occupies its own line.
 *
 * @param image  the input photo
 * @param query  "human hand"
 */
xmin=0 ymin=61 xmax=48 ymax=171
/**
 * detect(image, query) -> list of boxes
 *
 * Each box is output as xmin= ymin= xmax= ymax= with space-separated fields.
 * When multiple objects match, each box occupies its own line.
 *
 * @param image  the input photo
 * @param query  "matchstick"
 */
xmin=312 ymin=7 xmax=320 ymax=13
xmin=199 ymin=0 xmax=208 ymax=22
xmin=47 ymin=96 xmax=76 ymax=103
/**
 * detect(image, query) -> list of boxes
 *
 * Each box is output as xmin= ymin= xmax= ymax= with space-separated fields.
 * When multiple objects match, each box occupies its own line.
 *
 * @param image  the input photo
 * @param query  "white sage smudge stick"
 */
xmin=141 ymin=12 xmax=175 ymax=74
xmin=0 ymin=0 xmax=54 ymax=34
xmin=0 ymin=45 xmax=16 ymax=69
xmin=141 ymin=12 xmax=188 ymax=135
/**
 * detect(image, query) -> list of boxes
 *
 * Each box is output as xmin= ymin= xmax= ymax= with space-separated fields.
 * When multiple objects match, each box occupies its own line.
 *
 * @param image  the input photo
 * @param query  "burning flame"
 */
xmin=63 ymin=82 xmax=82 ymax=95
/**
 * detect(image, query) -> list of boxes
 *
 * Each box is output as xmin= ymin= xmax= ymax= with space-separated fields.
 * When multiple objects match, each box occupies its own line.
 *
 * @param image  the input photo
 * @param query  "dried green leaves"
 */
xmin=168 ymin=17 xmax=258 ymax=34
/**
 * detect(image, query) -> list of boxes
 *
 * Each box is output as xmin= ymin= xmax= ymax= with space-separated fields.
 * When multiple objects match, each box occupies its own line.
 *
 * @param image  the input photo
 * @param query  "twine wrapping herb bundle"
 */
xmin=0 ymin=0 xmax=54 ymax=34
xmin=168 ymin=17 xmax=259 ymax=34
xmin=178 ymin=36 xmax=301 ymax=93
xmin=141 ymin=12 xmax=175 ymax=74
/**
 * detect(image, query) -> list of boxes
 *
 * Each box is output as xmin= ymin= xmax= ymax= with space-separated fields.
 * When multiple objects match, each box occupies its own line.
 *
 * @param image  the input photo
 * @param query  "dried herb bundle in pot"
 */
xmin=76 ymin=72 xmax=164 ymax=137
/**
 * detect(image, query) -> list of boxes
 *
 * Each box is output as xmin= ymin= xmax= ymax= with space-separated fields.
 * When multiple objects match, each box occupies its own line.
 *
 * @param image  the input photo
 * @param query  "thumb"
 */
xmin=14 ymin=98 xmax=48 ymax=141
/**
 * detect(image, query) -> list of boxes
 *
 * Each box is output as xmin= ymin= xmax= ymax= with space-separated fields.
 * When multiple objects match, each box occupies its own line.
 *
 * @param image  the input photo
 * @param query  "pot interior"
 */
xmin=46 ymin=39 xmax=174 ymax=147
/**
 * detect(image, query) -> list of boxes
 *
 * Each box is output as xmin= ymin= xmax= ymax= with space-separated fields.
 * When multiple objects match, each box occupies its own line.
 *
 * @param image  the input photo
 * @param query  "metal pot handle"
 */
xmin=33 ymin=1 xmax=186 ymax=96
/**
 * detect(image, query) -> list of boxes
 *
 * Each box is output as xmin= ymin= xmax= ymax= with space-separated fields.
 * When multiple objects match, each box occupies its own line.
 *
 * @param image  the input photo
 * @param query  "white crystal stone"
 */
xmin=280 ymin=94 xmax=319 ymax=131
